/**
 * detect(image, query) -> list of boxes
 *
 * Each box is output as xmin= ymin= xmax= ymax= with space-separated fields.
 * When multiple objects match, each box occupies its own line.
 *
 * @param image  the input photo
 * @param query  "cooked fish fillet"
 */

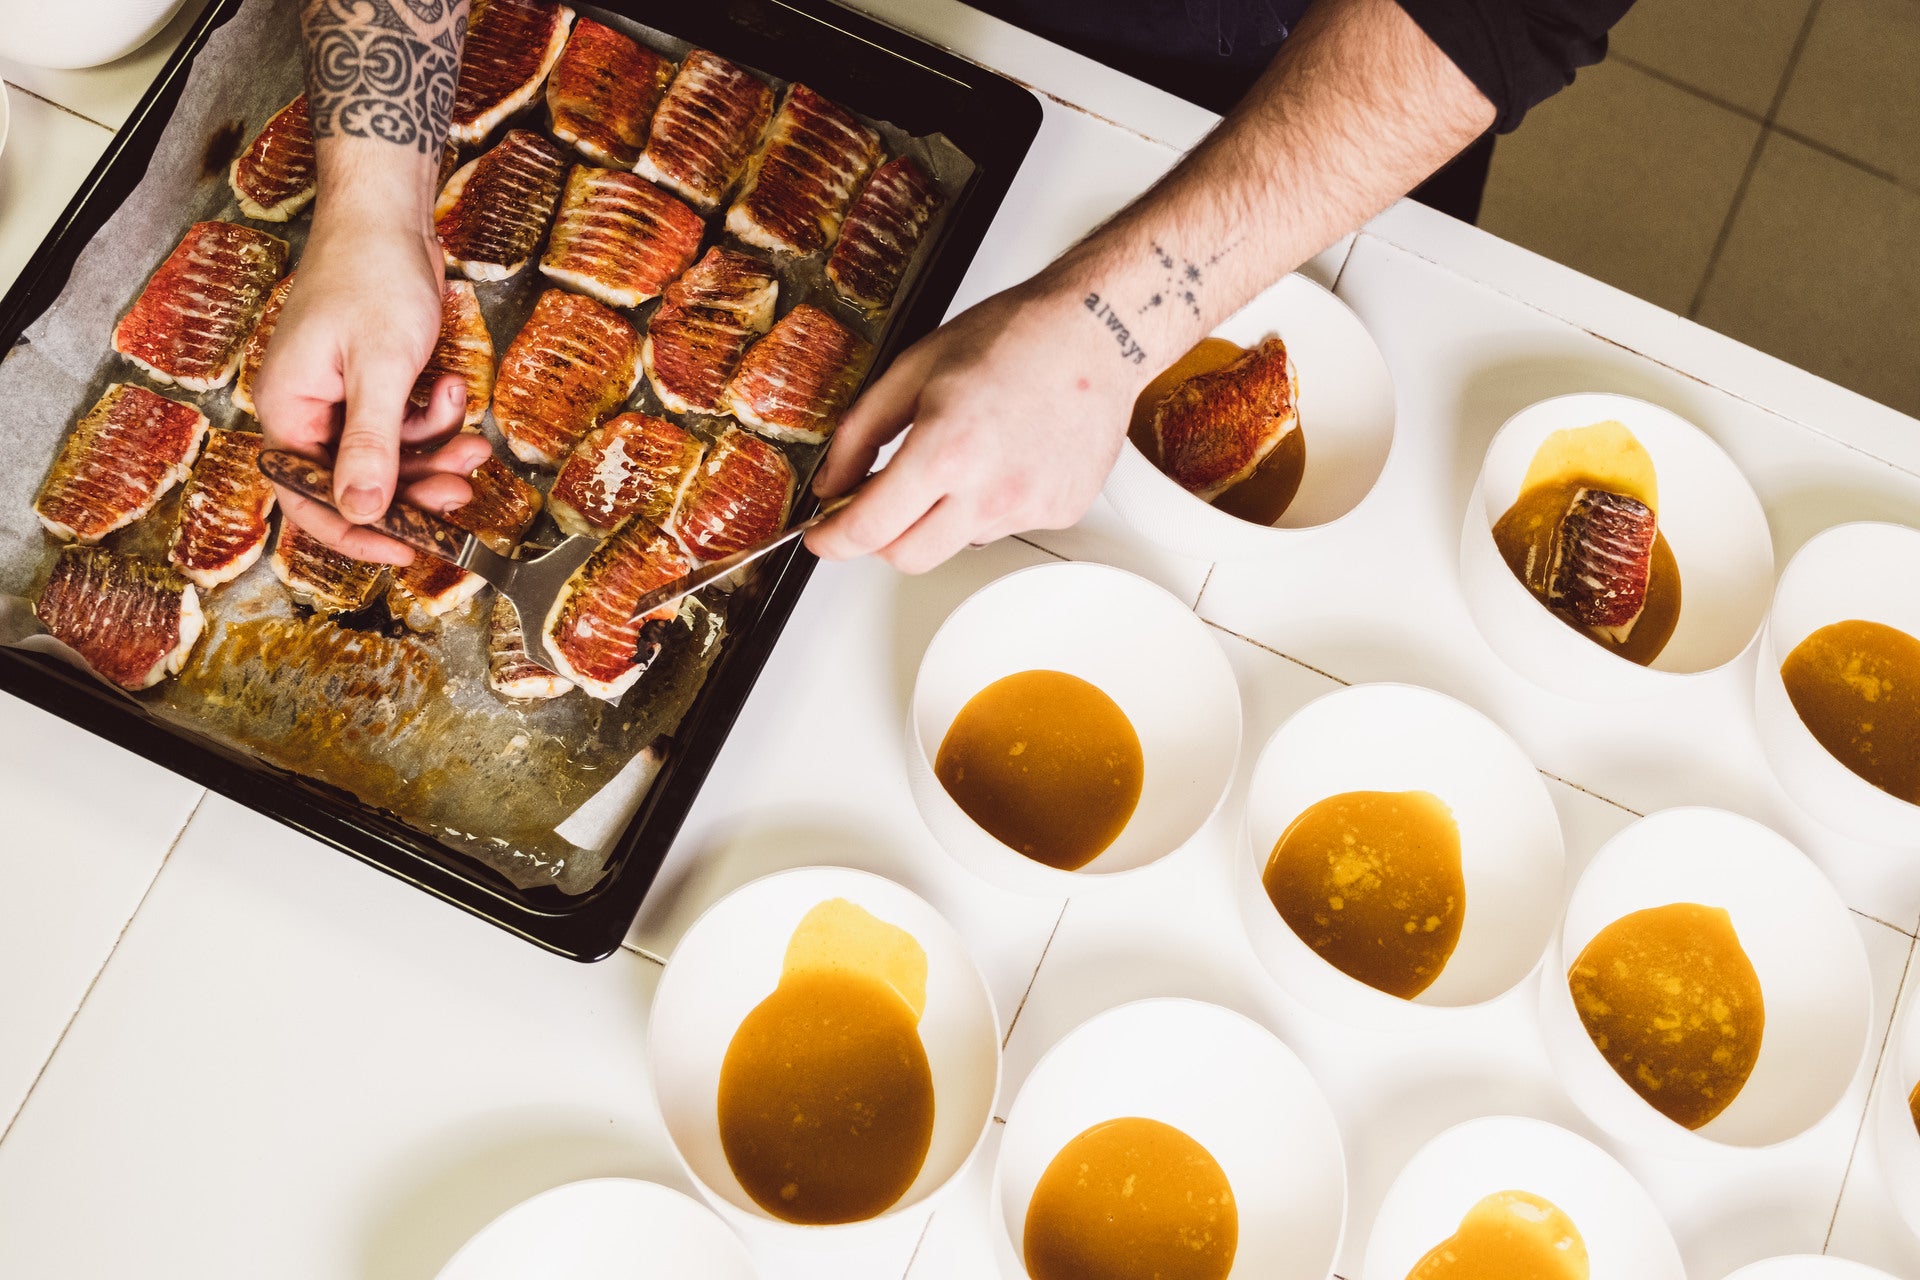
xmin=539 ymin=167 xmax=704 ymax=308
xmin=407 ymin=280 xmax=496 ymax=428
xmin=230 ymin=271 xmax=295 ymax=417
xmin=544 ymin=514 xmax=692 ymax=701
xmin=634 ymin=49 xmax=774 ymax=212
xmin=827 ymin=155 xmax=942 ymax=312
xmin=723 ymin=303 xmax=869 ymax=445
xmin=641 ymin=246 xmax=778 ymax=415
xmin=269 ymin=522 xmax=384 ymax=614
xmin=35 ymin=546 xmax=203 ymax=691
xmin=550 ymin=412 xmax=705 ymax=538
xmin=229 ymin=94 xmax=316 ymax=222
xmin=435 ymin=129 xmax=569 ymax=281
xmin=1152 ymin=335 xmax=1300 ymax=502
xmin=1550 ymin=487 xmax=1657 ymax=641
xmin=546 ymin=17 xmax=674 ymax=168
xmin=493 ymin=289 xmax=642 ymax=466
xmin=167 ymin=427 xmax=276 ymax=590
xmin=389 ymin=555 xmax=486 ymax=631
xmin=488 ymin=595 xmax=573 ymax=699
xmin=35 ymin=384 xmax=209 ymax=543
xmin=450 ymin=0 xmax=575 ymax=146
xmin=726 ymin=84 xmax=882 ymax=257
xmin=112 ymin=221 xmax=288 ymax=391
xmin=670 ymin=425 xmax=793 ymax=562
xmin=444 ymin=455 xmax=543 ymax=554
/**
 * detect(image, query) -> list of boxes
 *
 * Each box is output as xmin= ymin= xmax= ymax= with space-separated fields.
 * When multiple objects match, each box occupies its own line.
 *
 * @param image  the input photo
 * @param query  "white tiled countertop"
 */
xmin=3 ymin=3 xmax=1920 ymax=1278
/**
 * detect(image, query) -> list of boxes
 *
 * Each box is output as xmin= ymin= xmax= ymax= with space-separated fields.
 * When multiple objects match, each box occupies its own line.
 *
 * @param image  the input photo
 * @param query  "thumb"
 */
xmin=334 ymin=347 xmax=418 ymax=523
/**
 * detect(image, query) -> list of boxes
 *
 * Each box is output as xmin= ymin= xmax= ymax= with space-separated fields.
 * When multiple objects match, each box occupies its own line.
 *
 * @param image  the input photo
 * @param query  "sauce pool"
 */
xmin=1781 ymin=619 xmax=1920 ymax=804
xmin=1407 ymin=1190 xmax=1589 ymax=1280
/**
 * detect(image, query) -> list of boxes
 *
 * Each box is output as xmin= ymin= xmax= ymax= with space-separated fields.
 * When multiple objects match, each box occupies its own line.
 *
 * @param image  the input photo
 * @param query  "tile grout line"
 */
xmin=1826 ymin=925 xmax=1917 ymax=1250
xmin=1766 ymin=121 xmax=1920 ymax=198
xmin=896 ymin=1204 xmax=938 ymax=1280
xmin=619 ymin=941 xmax=667 ymax=966
xmin=0 ymin=788 xmax=208 ymax=1148
xmin=1191 ymin=562 xmax=1216 ymax=611
xmin=1534 ymin=769 xmax=1643 ymax=818
xmin=1009 ymin=533 xmax=1069 ymax=563
xmin=1607 ymin=54 xmax=1766 ymax=126
xmin=1851 ymin=908 xmax=1920 ymax=940
xmin=1201 ymin=615 xmax=1351 ymax=686
xmin=1 ymin=80 xmax=115 ymax=132
xmin=1002 ymin=899 xmax=1070 ymax=1051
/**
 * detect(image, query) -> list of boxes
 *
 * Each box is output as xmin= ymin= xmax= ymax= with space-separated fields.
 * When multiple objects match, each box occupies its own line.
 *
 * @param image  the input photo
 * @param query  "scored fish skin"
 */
xmin=35 ymin=383 xmax=210 ymax=544
xmin=435 ymin=129 xmax=570 ymax=282
xmin=492 ymin=289 xmax=642 ymax=467
xmin=723 ymin=303 xmax=870 ymax=445
xmin=1549 ymin=487 xmax=1658 ymax=640
xmin=546 ymin=17 xmax=675 ymax=168
xmin=268 ymin=522 xmax=385 ymax=614
xmin=230 ymin=271 xmax=295 ymax=418
xmin=229 ymin=94 xmax=316 ymax=222
xmin=540 ymin=166 xmax=705 ymax=309
xmin=488 ymin=594 xmax=573 ymax=699
xmin=167 ymin=427 xmax=277 ymax=590
xmin=549 ymin=412 xmax=706 ymax=538
xmin=641 ymin=246 xmax=778 ymax=415
xmin=1152 ymin=335 xmax=1300 ymax=502
xmin=669 ymin=425 xmax=794 ymax=563
xmin=444 ymin=455 xmax=543 ymax=554
xmin=389 ymin=556 xmax=487 ymax=632
xmin=112 ymin=221 xmax=289 ymax=392
xmin=408 ymin=281 xmax=496 ymax=429
xmin=634 ymin=49 xmax=774 ymax=213
xmin=726 ymin=84 xmax=883 ymax=257
xmin=827 ymin=155 xmax=942 ymax=312
xmin=449 ymin=0 xmax=575 ymax=147
xmin=35 ymin=545 xmax=204 ymax=691
xmin=544 ymin=514 xmax=692 ymax=701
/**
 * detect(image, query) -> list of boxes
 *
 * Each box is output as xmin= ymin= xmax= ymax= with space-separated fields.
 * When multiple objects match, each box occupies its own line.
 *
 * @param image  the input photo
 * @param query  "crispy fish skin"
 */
xmin=488 ymin=595 xmax=572 ymax=699
xmin=641 ymin=247 xmax=778 ymax=415
xmin=544 ymin=515 xmax=692 ymax=701
xmin=449 ymin=0 xmax=575 ymax=146
xmin=389 ymin=555 xmax=486 ymax=631
xmin=635 ymin=49 xmax=774 ymax=213
xmin=726 ymin=84 xmax=882 ymax=257
xmin=35 ymin=546 xmax=204 ymax=691
xmin=435 ymin=129 xmax=570 ymax=281
xmin=827 ymin=155 xmax=942 ymax=312
xmin=112 ymin=221 xmax=289 ymax=392
xmin=540 ymin=167 xmax=704 ymax=308
xmin=550 ymin=412 xmax=705 ymax=538
xmin=670 ymin=425 xmax=793 ymax=562
xmin=231 ymin=271 xmax=296 ymax=417
xmin=268 ymin=522 xmax=384 ymax=614
xmin=229 ymin=94 xmax=316 ymax=222
xmin=35 ymin=384 xmax=209 ymax=543
xmin=546 ymin=17 xmax=674 ymax=167
xmin=493 ymin=289 xmax=642 ymax=466
xmin=444 ymin=455 xmax=543 ymax=554
xmin=408 ymin=281 xmax=495 ymax=428
xmin=1152 ymin=335 xmax=1300 ymax=502
xmin=167 ymin=427 xmax=276 ymax=590
xmin=1550 ymin=487 xmax=1657 ymax=640
xmin=723 ymin=303 xmax=869 ymax=445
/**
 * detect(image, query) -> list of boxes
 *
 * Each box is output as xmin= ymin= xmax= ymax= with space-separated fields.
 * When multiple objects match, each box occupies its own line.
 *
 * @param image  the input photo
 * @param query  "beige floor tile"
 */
xmin=1480 ymin=57 xmax=1761 ymax=315
xmin=1695 ymin=132 xmax=1920 ymax=418
xmin=1777 ymin=0 xmax=1920 ymax=190
xmin=1609 ymin=0 xmax=1814 ymax=116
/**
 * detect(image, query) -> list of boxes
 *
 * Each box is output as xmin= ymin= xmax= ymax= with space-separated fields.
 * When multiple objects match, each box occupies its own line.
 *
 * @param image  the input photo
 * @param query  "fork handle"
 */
xmin=257 ymin=450 xmax=468 ymax=564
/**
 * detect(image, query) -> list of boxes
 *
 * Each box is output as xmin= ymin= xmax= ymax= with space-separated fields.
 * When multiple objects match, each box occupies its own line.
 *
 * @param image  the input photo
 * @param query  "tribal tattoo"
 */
xmin=301 ymin=0 xmax=467 ymax=152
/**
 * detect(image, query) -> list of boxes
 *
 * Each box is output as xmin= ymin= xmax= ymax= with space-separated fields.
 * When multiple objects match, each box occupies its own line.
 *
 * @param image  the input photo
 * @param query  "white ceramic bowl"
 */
xmin=1722 ymin=1258 xmax=1904 ymax=1280
xmin=433 ymin=1178 xmax=757 ymax=1280
xmin=906 ymin=562 xmax=1242 ymax=895
xmin=1239 ymin=683 xmax=1566 ymax=1026
xmin=1756 ymin=522 xmax=1920 ymax=846
xmin=1103 ymin=271 xmax=1396 ymax=561
xmin=993 ymin=999 xmax=1347 ymax=1280
xmin=0 ymin=81 xmax=11 ymax=165
xmin=1539 ymin=808 xmax=1872 ymax=1153
xmin=649 ymin=868 xmax=1000 ymax=1247
xmin=0 ymin=0 xmax=188 ymax=69
xmin=1460 ymin=393 xmax=1773 ymax=701
xmin=1873 ymin=982 xmax=1920 ymax=1243
xmin=1361 ymin=1115 xmax=1683 ymax=1280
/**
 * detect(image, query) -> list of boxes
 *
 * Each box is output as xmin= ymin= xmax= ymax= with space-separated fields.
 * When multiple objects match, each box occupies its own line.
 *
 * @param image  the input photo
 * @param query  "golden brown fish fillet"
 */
xmin=1152 ymin=335 xmax=1299 ymax=501
xmin=539 ymin=166 xmax=704 ymax=308
xmin=827 ymin=155 xmax=942 ymax=312
xmin=544 ymin=515 xmax=692 ymax=701
xmin=723 ymin=303 xmax=869 ymax=445
xmin=434 ymin=129 xmax=569 ymax=281
xmin=546 ymin=16 xmax=674 ymax=167
xmin=641 ymin=246 xmax=778 ymax=415
xmin=167 ymin=427 xmax=276 ymax=590
xmin=35 ymin=384 xmax=209 ymax=543
xmin=230 ymin=271 xmax=295 ymax=418
xmin=35 ymin=546 xmax=204 ymax=691
xmin=407 ymin=280 xmax=495 ymax=429
xmin=388 ymin=556 xmax=486 ymax=631
xmin=444 ymin=455 xmax=543 ymax=554
xmin=488 ymin=594 xmax=573 ymax=699
xmin=1550 ymin=488 xmax=1658 ymax=641
xmin=493 ymin=289 xmax=642 ymax=466
xmin=725 ymin=84 xmax=882 ymax=257
xmin=669 ymin=425 xmax=793 ymax=562
xmin=550 ymin=412 xmax=705 ymax=538
xmin=450 ymin=0 xmax=574 ymax=146
xmin=112 ymin=221 xmax=288 ymax=392
xmin=229 ymin=94 xmax=316 ymax=222
xmin=269 ymin=522 xmax=384 ymax=614
xmin=634 ymin=49 xmax=773 ymax=212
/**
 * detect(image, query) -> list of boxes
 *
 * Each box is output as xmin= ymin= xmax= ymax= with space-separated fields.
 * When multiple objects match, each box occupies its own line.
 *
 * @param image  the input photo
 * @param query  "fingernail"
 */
xmin=341 ymin=485 xmax=384 ymax=520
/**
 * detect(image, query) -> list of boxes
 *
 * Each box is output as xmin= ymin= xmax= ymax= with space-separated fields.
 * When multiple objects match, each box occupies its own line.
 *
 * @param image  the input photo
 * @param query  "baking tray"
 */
xmin=0 ymin=0 xmax=1042 ymax=961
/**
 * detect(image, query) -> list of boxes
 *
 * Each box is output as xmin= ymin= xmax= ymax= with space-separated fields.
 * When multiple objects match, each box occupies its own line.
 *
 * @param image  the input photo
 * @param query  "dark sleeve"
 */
xmin=1391 ymin=0 xmax=1637 ymax=133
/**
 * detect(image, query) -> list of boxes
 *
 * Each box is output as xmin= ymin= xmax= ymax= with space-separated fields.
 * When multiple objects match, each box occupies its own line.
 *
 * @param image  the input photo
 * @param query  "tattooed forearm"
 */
xmin=301 ymin=0 xmax=467 ymax=152
xmin=1082 ymin=292 xmax=1148 ymax=366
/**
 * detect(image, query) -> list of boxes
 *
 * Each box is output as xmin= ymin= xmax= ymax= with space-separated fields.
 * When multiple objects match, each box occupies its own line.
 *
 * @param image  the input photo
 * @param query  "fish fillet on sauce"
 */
xmin=827 ymin=155 xmax=942 ymax=312
xmin=35 ymin=546 xmax=204 ymax=691
xmin=549 ymin=412 xmax=705 ymax=537
xmin=112 ymin=221 xmax=288 ymax=392
xmin=546 ymin=17 xmax=674 ymax=167
xmin=230 ymin=271 xmax=295 ymax=417
xmin=723 ymin=303 xmax=869 ymax=445
xmin=269 ymin=522 xmax=384 ymax=614
xmin=449 ymin=0 xmax=574 ymax=146
xmin=228 ymin=94 xmax=316 ymax=222
xmin=1152 ymin=335 xmax=1299 ymax=501
xmin=540 ymin=166 xmax=704 ymax=308
xmin=488 ymin=595 xmax=573 ymax=699
xmin=544 ymin=515 xmax=692 ymax=701
xmin=634 ymin=49 xmax=773 ymax=212
xmin=726 ymin=84 xmax=882 ymax=257
xmin=408 ymin=280 xmax=496 ymax=428
xmin=641 ymin=246 xmax=778 ymax=415
xmin=493 ymin=289 xmax=642 ymax=466
xmin=167 ymin=427 xmax=277 ymax=589
xmin=669 ymin=425 xmax=793 ymax=562
xmin=35 ymin=383 xmax=209 ymax=543
xmin=435 ymin=129 xmax=569 ymax=281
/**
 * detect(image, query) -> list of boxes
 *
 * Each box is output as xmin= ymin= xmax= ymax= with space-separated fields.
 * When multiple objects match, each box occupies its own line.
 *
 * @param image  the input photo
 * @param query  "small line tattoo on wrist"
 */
xmin=1084 ymin=293 xmax=1148 ymax=365
xmin=1136 ymin=238 xmax=1241 ymax=319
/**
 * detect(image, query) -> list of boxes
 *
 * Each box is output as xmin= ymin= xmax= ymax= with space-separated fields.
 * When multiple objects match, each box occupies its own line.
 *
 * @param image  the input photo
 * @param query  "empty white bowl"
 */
xmin=1103 ymin=271 xmax=1396 ymax=561
xmin=906 ymin=561 xmax=1241 ymax=895
xmin=1721 ymin=1259 xmax=1904 ymax=1280
xmin=433 ymin=1178 xmax=757 ymax=1280
xmin=1239 ymin=683 xmax=1565 ymax=1026
xmin=1873 ymin=981 xmax=1920 ymax=1243
xmin=1460 ymin=393 xmax=1773 ymax=701
xmin=0 ymin=0 xmax=188 ymax=69
xmin=1539 ymin=808 xmax=1872 ymax=1153
xmin=1756 ymin=522 xmax=1920 ymax=846
xmin=649 ymin=868 xmax=1000 ymax=1246
xmin=1361 ymin=1115 xmax=1683 ymax=1280
xmin=993 ymin=999 xmax=1347 ymax=1280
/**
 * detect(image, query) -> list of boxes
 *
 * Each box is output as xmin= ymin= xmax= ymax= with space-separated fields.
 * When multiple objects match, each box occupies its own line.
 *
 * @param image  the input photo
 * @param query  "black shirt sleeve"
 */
xmin=1392 ymin=0 xmax=1637 ymax=132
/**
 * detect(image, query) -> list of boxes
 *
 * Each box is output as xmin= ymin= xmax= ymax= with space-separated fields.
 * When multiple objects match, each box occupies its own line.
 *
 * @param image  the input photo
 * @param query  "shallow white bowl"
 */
xmin=1239 ymin=683 xmax=1565 ymax=1026
xmin=1755 ymin=522 xmax=1920 ymax=846
xmin=1460 ymin=392 xmax=1773 ymax=701
xmin=0 ymin=81 xmax=11 ymax=165
xmin=0 ymin=0 xmax=188 ymax=69
xmin=1103 ymin=271 xmax=1396 ymax=561
xmin=1873 ymin=979 xmax=1920 ymax=1243
xmin=1361 ymin=1115 xmax=1683 ymax=1280
xmin=993 ymin=999 xmax=1347 ymax=1280
xmin=1721 ymin=1258 xmax=1904 ymax=1280
xmin=1539 ymin=808 xmax=1872 ymax=1153
xmin=649 ymin=868 xmax=1000 ymax=1247
xmin=906 ymin=561 xmax=1242 ymax=896
xmin=433 ymin=1178 xmax=757 ymax=1280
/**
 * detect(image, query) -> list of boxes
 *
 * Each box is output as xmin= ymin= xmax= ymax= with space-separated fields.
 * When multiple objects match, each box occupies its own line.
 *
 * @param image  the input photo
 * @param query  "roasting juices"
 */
xmin=1780 ymin=619 xmax=1920 ymax=804
xmin=1407 ymin=1190 xmax=1589 ymax=1280
xmin=1131 ymin=336 xmax=1307 ymax=525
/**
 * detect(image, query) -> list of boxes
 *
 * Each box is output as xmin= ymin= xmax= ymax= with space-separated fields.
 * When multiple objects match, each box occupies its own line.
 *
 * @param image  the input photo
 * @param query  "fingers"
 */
xmin=872 ymin=495 xmax=981 ymax=575
xmin=397 ymin=374 xmax=468 ymax=447
xmin=398 ymin=429 xmax=493 ymax=482
xmin=813 ymin=340 xmax=936 ymax=498
xmin=804 ymin=442 xmax=944 ymax=562
xmin=276 ymin=489 xmax=417 ymax=565
xmin=334 ymin=349 xmax=420 ymax=523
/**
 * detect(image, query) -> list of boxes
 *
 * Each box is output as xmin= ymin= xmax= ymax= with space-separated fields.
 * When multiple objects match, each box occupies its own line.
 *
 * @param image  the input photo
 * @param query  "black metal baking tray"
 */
xmin=0 ymin=0 xmax=1041 ymax=961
